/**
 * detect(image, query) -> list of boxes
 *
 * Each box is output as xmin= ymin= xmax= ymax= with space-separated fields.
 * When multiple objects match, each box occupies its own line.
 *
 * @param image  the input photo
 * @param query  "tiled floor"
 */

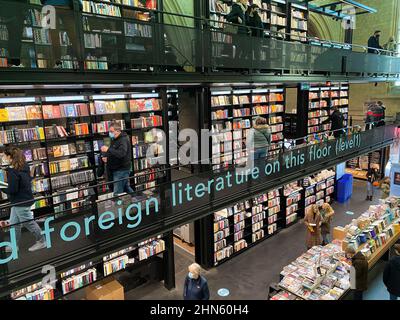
xmin=125 ymin=179 xmax=392 ymax=300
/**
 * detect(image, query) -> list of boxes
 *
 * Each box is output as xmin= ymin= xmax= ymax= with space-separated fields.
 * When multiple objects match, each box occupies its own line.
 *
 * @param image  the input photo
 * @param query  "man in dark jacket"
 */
xmin=383 ymin=244 xmax=400 ymax=300
xmin=322 ymin=106 xmax=345 ymax=138
xmin=100 ymin=122 xmax=133 ymax=196
xmin=226 ymin=0 xmax=248 ymax=60
xmin=368 ymin=31 xmax=383 ymax=54
xmin=246 ymin=4 xmax=263 ymax=68
xmin=183 ymin=263 xmax=210 ymax=300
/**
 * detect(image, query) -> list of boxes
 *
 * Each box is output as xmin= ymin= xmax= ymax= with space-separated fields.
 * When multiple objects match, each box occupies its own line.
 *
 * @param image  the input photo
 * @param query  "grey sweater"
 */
xmin=253 ymin=125 xmax=271 ymax=149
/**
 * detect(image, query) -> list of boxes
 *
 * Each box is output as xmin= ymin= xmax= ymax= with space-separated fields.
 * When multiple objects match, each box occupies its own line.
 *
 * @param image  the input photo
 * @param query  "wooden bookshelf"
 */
xmin=0 ymin=91 xmax=168 ymax=220
xmin=213 ymin=188 xmax=284 ymax=266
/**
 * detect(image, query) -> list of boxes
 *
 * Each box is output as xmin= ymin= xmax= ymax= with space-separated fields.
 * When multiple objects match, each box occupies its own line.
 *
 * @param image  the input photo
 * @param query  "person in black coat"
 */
xmin=322 ymin=106 xmax=345 ymax=138
xmin=368 ymin=30 xmax=383 ymax=54
xmin=383 ymin=244 xmax=400 ymax=300
xmin=0 ymin=147 xmax=46 ymax=252
xmin=366 ymin=165 xmax=379 ymax=201
xmin=183 ymin=263 xmax=210 ymax=300
xmin=226 ymin=0 xmax=249 ymax=61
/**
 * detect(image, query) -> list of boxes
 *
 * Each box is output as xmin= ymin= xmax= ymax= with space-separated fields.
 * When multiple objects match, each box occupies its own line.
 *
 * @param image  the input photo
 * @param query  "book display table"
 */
xmin=270 ymin=197 xmax=400 ymax=300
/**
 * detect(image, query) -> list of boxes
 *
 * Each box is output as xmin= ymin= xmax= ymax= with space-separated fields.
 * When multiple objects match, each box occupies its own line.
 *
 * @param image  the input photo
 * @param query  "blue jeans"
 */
xmin=322 ymin=233 xmax=331 ymax=245
xmin=112 ymin=170 xmax=134 ymax=196
xmin=9 ymin=206 xmax=43 ymax=244
xmin=253 ymin=149 xmax=267 ymax=160
xmin=390 ymin=293 xmax=398 ymax=300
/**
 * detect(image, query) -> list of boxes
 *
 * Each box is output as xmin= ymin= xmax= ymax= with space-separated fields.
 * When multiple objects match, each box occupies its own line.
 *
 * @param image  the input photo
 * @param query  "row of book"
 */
xmin=91 ymin=98 xmax=161 ymax=115
xmin=49 ymin=156 xmax=90 ymax=174
xmin=211 ymin=93 xmax=284 ymax=107
xmin=61 ymin=268 xmax=97 ymax=294
xmin=51 ymin=170 xmax=95 ymax=189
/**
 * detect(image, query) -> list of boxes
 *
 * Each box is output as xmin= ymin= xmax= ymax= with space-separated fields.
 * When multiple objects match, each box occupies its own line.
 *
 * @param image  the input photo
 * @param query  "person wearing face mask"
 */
xmin=0 ymin=147 xmax=46 ymax=252
xmin=183 ymin=263 xmax=210 ymax=300
xmin=367 ymin=30 xmax=383 ymax=54
xmin=100 ymin=121 xmax=133 ymax=196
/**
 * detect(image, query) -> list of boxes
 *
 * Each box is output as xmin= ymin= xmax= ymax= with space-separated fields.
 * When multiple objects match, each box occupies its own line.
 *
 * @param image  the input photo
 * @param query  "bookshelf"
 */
xmin=298 ymin=83 xmax=349 ymax=144
xmin=209 ymin=86 xmax=285 ymax=171
xmin=10 ymin=234 xmax=166 ymax=300
xmin=0 ymin=90 xmax=168 ymax=220
xmin=288 ymin=2 xmax=308 ymax=43
xmin=212 ymin=188 xmax=284 ymax=266
xmin=283 ymin=181 xmax=303 ymax=227
xmin=302 ymin=169 xmax=336 ymax=217
xmin=81 ymin=0 xmax=159 ymax=70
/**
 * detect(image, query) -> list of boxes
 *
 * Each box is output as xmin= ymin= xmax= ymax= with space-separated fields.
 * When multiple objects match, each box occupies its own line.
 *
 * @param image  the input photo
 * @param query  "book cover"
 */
xmin=94 ymin=101 xmax=107 ymax=115
xmin=76 ymin=141 xmax=86 ymax=153
xmin=23 ymin=149 xmax=33 ymax=162
xmin=115 ymin=100 xmax=128 ymax=113
xmin=63 ymin=104 xmax=77 ymax=117
xmin=105 ymin=101 xmax=116 ymax=114
xmin=76 ymin=103 xmax=89 ymax=116
xmin=52 ymin=105 xmax=62 ymax=119
xmin=53 ymin=146 xmax=63 ymax=158
xmin=7 ymin=107 xmax=27 ymax=121
xmin=0 ymin=109 xmax=9 ymax=122
xmin=25 ymin=105 xmax=43 ymax=120
xmin=60 ymin=144 xmax=70 ymax=156
xmin=42 ymin=105 xmax=54 ymax=119
xmin=68 ymin=143 xmax=77 ymax=155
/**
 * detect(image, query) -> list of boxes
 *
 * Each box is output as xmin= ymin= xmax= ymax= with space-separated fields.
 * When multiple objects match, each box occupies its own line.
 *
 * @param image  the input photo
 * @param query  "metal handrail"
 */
xmin=0 ymin=122 xmax=395 ymax=216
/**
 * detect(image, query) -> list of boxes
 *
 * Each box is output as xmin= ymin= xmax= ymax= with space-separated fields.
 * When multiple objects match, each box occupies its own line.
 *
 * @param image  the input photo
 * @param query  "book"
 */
xmin=23 ymin=150 xmax=33 ymax=162
xmin=7 ymin=107 xmax=27 ymax=121
xmin=25 ymin=105 xmax=43 ymax=120
xmin=0 ymin=109 xmax=9 ymax=122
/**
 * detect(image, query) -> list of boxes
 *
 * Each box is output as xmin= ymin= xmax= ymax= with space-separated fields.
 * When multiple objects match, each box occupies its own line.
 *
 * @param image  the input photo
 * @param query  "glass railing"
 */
xmin=0 ymin=123 xmax=397 ymax=296
xmin=0 ymin=0 xmax=399 ymax=76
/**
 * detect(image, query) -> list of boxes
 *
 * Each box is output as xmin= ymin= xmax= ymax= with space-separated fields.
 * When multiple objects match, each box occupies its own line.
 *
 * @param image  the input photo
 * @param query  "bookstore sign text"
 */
xmin=0 ymin=133 xmax=363 ymax=264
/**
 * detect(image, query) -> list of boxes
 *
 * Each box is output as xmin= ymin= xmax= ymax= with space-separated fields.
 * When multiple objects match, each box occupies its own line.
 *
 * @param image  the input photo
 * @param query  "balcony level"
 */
xmin=0 ymin=1 xmax=399 ymax=85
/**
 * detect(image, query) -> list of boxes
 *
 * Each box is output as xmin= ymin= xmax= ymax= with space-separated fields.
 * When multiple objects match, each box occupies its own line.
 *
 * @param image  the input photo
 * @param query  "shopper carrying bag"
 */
xmin=0 ymin=147 xmax=46 ymax=252
xmin=304 ymin=204 xmax=322 ymax=249
xmin=183 ymin=263 xmax=210 ymax=300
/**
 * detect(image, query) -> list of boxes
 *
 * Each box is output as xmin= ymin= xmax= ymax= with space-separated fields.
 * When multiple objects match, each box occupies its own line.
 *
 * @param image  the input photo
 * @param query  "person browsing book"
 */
xmin=100 ymin=122 xmax=133 ymax=196
xmin=0 ymin=147 xmax=46 ymax=252
xmin=304 ymin=204 xmax=322 ymax=249
xmin=319 ymin=202 xmax=334 ymax=245
xmin=183 ymin=263 xmax=210 ymax=300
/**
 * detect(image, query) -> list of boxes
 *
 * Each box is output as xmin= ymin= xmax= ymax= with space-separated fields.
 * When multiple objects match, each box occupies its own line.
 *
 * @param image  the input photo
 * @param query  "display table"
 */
xmin=270 ymin=197 xmax=400 ymax=300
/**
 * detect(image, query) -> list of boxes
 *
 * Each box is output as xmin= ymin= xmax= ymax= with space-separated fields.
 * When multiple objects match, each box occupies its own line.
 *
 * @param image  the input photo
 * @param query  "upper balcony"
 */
xmin=0 ymin=0 xmax=399 ymax=85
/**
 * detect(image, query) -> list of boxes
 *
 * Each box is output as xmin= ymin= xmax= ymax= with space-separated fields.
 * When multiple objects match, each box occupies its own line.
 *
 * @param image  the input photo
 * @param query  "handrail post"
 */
xmin=72 ymin=0 xmax=85 ymax=71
